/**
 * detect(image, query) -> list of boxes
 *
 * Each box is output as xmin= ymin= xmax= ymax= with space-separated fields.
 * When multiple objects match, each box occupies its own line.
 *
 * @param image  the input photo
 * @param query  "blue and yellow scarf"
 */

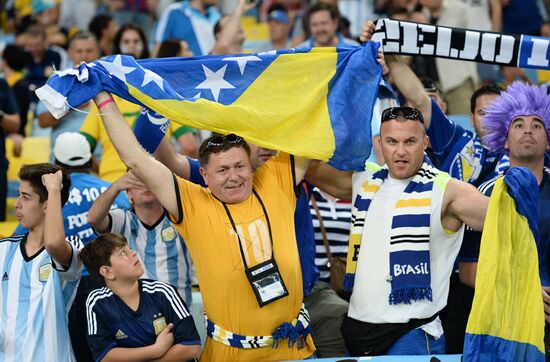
xmin=344 ymin=157 xmax=438 ymax=305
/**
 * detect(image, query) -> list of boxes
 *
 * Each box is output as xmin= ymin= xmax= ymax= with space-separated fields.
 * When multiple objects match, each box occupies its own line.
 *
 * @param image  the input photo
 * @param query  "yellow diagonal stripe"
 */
xmin=127 ymin=48 xmax=338 ymax=161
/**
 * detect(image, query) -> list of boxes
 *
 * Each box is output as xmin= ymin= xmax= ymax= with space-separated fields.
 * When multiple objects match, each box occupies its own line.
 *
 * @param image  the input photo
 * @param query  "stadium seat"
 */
xmin=5 ymin=137 xmax=50 ymax=221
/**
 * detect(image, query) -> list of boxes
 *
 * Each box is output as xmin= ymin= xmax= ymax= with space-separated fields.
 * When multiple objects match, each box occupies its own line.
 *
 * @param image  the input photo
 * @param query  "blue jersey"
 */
xmin=86 ymin=279 xmax=200 ymax=362
xmin=0 ymin=234 xmax=83 ymax=361
xmin=109 ymin=210 xmax=193 ymax=305
xmin=153 ymin=2 xmax=221 ymax=56
xmin=15 ymin=172 xmax=131 ymax=245
xmin=460 ymin=168 xmax=550 ymax=286
xmin=427 ymin=99 xmax=509 ymax=185
xmin=187 ymin=159 xmax=319 ymax=296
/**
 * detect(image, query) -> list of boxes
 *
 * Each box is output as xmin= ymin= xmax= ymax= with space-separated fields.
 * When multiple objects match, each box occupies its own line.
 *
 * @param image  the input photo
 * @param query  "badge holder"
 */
xmin=245 ymin=258 xmax=289 ymax=308
xmin=223 ymin=189 xmax=289 ymax=308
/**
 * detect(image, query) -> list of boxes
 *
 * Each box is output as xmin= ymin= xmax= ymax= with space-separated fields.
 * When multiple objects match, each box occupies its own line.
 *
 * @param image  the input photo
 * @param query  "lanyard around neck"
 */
xmin=221 ymin=189 xmax=274 ymax=270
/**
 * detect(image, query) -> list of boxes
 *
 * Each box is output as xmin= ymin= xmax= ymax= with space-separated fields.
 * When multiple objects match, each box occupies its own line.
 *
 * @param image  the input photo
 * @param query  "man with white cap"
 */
xmin=14 ymin=131 xmax=131 ymax=361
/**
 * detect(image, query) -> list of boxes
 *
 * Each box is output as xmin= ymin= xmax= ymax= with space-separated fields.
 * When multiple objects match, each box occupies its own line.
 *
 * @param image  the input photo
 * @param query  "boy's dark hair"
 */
xmin=470 ymin=83 xmax=504 ymax=114
xmin=2 ymin=45 xmax=31 ymax=71
xmin=18 ymin=163 xmax=71 ymax=206
xmin=157 ymin=39 xmax=183 ymax=58
xmin=81 ymin=233 xmax=128 ymax=286
xmin=25 ymin=23 xmax=47 ymax=38
xmin=88 ymin=14 xmax=113 ymax=40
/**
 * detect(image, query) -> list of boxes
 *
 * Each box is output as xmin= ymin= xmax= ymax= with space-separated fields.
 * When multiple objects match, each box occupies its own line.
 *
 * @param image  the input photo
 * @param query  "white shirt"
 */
xmin=348 ymin=172 xmax=464 ymax=337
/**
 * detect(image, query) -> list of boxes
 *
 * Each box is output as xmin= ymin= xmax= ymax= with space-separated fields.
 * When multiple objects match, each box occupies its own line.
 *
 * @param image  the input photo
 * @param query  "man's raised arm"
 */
xmin=305 ymin=161 xmax=353 ymax=200
xmin=442 ymin=179 xmax=489 ymax=232
xmin=93 ymin=91 xmax=180 ymax=219
xmin=360 ymin=21 xmax=433 ymax=126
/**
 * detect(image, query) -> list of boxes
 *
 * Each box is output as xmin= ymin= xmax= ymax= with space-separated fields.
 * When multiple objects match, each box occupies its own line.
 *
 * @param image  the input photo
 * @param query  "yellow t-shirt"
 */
xmin=80 ymin=96 xmax=141 ymax=182
xmin=170 ymin=153 xmax=315 ymax=362
xmin=80 ymin=96 xmax=190 ymax=182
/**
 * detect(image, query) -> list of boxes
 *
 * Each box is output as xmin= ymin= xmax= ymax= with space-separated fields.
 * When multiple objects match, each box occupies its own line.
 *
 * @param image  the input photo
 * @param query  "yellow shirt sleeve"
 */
xmin=79 ymin=103 xmax=100 ymax=151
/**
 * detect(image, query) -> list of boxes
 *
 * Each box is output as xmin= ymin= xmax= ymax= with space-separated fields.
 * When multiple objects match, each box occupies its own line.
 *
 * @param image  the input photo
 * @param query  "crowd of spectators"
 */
xmin=1 ymin=0 xmax=550 ymax=361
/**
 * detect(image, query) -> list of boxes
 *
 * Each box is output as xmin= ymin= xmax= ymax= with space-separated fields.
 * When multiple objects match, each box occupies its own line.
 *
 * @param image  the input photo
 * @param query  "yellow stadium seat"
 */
xmin=241 ymin=16 xmax=269 ymax=42
xmin=0 ymin=221 xmax=19 ymax=238
xmin=5 ymin=137 xmax=51 ymax=221
xmin=6 ymin=136 xmax=51 ymax=181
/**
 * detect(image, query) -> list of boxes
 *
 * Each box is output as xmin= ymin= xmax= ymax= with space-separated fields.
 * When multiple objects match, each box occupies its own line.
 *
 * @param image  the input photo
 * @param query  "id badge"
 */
xmin=245 ymin=258 xmax=289 ymax=308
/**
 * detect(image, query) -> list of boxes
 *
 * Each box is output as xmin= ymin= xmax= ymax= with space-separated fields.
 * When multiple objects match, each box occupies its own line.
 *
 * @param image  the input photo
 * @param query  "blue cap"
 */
xmin=268 ymin=10 xmax=290 ymax=25
xmin=32 ymin=0 xmax=57 ymax=14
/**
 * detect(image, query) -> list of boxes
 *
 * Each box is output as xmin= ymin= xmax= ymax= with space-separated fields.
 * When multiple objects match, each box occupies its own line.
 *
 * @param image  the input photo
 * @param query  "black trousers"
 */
xmin=439 ymin=272 xmax=474 ymax=354
xmin=68 ymin=276 xmax=102 ymax=362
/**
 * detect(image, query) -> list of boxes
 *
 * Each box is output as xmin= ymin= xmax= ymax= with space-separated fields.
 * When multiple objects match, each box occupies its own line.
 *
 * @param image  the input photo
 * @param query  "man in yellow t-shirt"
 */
xmin=80 ymin=96 xmax=197 ymax=182
xmin=93 ymin=90 xmax=316 ymax=361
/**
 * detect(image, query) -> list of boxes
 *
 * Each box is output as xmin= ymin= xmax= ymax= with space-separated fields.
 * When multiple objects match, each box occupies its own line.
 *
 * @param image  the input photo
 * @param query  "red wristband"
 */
xmin=97 ymin=97 xmax=114 ymax=110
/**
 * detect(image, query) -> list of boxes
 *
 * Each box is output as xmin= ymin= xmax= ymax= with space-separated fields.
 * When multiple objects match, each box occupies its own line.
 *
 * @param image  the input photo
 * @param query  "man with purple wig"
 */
xmin=459 ymin=81 xmax=550 ymax=356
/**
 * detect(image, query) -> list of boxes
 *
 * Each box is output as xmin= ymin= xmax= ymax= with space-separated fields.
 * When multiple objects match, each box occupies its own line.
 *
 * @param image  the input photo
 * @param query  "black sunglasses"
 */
xmin=205 ymin=133 xmax=244 ymax=151
xmin=381 ymin=107 xmax=424 ymax=124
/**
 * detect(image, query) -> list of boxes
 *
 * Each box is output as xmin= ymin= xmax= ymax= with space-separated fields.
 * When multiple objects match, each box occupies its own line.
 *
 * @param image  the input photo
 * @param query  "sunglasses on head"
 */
xmin=381 ymin=107 xmax=424 ymax=124
xmin=205 ymin=133 xmax=244 ymax=152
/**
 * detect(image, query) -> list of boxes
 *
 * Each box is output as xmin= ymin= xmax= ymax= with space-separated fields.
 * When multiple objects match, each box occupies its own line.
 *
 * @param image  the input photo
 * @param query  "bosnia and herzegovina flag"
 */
xmin=464 ymin=167 xmax=545 ymax=361
xmin=35 ymin=44 xmax=382 ymax=171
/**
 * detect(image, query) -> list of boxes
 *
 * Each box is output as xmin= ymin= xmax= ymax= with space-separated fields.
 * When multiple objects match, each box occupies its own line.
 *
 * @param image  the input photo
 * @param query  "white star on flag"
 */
xmin=141 ymin=68 xmax=164 ymax=90
xmin=195 ymin=64 xmax=235 ymax=102
xmin=98 ymin=55 xmax=136 ymax=83
xmin=222 ymin=55 xmax=262 ymax=75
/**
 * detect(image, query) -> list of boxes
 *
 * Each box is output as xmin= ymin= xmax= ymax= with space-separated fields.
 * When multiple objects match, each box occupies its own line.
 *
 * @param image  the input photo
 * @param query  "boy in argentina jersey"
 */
xmin=88 ymin=170 xmax=194 ymax=305
xmin=0 ymin=164 xmax=83 ymax=362
xmin=82 ymin=233 xmax=200 ymax=362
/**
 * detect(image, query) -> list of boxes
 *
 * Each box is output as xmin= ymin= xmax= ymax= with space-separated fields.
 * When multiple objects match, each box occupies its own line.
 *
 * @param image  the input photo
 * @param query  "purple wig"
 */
xmin=482 ymin=81 xmax=550 ymax=153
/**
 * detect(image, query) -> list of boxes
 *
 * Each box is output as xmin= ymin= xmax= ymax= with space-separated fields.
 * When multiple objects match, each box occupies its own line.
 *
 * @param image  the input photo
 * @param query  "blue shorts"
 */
xmin=386 ymin=328 xmax=446 ymax=355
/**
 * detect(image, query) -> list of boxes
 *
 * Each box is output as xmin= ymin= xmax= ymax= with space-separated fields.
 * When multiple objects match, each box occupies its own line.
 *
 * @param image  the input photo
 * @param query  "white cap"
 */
xmin=53 ymin=132 xmax=92 ymax=167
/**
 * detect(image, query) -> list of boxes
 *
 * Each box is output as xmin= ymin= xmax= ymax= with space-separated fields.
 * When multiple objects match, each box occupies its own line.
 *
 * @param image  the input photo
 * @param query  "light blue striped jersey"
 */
xmin=109 ymin=210 xmax=193 ymax=305
xmin=0 ymin=234 xmax=83 ymax=362
xmin=153 ymin=2 xmax=221 ymax=56
xmin=338 ymin=0 xmax=374 ymax=37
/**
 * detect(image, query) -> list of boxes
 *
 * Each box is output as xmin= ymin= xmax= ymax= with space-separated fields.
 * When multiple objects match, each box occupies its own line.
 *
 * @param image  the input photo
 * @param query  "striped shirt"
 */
xmin=310 ymin=188 xmax=352 ymax=282
xmin=86 ymin=279 xmax=200 ymax=362
xmin=0 ymin=234 xmax=83 ymax=362
xmin=109 ymin=210 xmax=193 ymax=305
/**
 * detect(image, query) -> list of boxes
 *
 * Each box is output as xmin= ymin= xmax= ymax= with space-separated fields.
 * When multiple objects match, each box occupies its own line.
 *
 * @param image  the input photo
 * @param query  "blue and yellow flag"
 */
xmin=463 ymin=167 xmax=545 ymax=361
xmin=36 ymin=45 xmax=382 ymax=170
